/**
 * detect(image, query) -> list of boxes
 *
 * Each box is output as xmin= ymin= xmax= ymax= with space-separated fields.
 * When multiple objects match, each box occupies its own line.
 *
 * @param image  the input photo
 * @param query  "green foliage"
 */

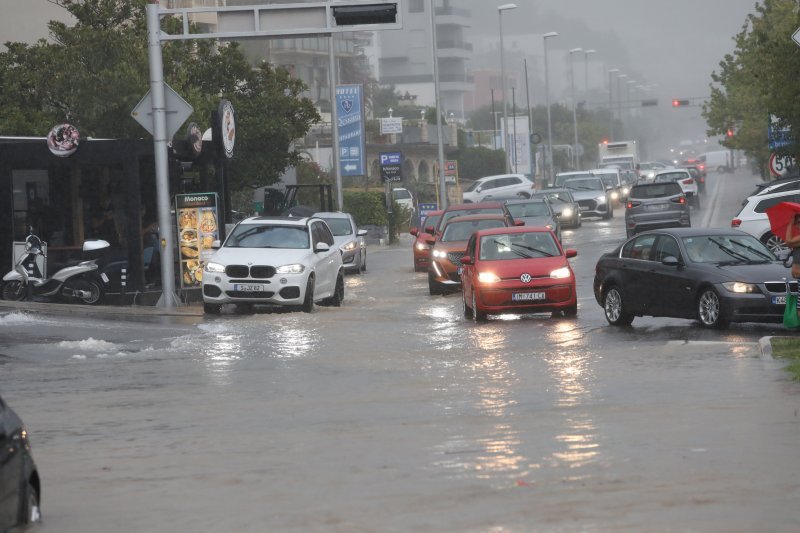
xmin=343 ymin=191 xmax=388 ymax=227
xmin=0 ymin=0 xmax=319 ymax=190
xmin=703 ymin=0 xmax=800 ymax=175
xmin=453 ymin=146 xmax=506 ymax=180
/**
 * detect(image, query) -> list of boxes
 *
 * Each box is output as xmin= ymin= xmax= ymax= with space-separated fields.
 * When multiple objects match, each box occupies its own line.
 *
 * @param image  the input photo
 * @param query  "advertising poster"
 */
xmin=335 ymin=84 xmax=366 ymax=177
xmin=175 ymin=193 xmax=219 ymax=288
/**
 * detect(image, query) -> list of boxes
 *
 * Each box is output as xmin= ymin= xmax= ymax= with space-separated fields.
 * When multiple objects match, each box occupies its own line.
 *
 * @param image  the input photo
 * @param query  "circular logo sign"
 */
xmin=218 ymin=100 xmax=235 ymax=159
xmin=186 ymin=122 xmax=203 ymax=158
xmin=520 ymin=273 xmax=532 ymax=283
xmin=46 ymin=123 xmax=80 ymax=157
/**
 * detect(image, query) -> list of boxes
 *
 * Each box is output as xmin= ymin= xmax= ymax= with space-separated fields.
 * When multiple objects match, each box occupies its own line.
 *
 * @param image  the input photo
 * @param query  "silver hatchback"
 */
xmin=625 ymin=182 xmax=691 ymax=237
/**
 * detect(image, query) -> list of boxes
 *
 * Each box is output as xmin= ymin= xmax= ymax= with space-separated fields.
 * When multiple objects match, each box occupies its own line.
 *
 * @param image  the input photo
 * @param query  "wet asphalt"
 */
xmin=1 ymin=169 xmax=800 ymax=532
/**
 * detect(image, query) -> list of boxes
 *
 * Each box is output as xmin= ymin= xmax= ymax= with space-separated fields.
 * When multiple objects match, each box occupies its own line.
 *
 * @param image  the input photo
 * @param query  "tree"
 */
xmin=0 ymin=0 xmax=320 ymax=190
xmin=703 ymin=0 xmax=800 ymax=176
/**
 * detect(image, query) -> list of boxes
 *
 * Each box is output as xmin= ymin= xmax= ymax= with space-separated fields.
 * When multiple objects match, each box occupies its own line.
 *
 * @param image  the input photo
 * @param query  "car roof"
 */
xmin=556 ymin=171 xmax=592 ymax=176
xmin=445 ymin=201 xmax=505 ymax=210
xmin=477 ymin=173 xmax=527 ymax=181
xmin=655 ymin=168 xmax=690 ymax=175
xmin=423 ymin=210 xmax=444 ymax=216
xmin=240 ymin=216 xmax=310 ymax=226
xmin=475 ymin=226 xmax=554 ymax=237
xmin=443 ymin=214 xmax=509 ymax=226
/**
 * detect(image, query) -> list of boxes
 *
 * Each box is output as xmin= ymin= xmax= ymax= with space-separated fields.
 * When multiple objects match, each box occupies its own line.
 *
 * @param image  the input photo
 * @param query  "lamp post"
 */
xmin=569 ymin=47 xmax=582 ymax=170
xmin=429 ymin=0 xmax=447 ymax=209
xmin=543 ymin=31 xmax=558 ymax=185
xmin=627 ymin=79 xmax=636 ymax=122
xmin=583 ymin=49 xmax=596 ymax=94
xmin=607 ymin=68 xmax=619 ymax=140
xmin=616 ymin=73 xmax=627 ymax=138
xmin=498 ymin=3 xmax=518 ymax=174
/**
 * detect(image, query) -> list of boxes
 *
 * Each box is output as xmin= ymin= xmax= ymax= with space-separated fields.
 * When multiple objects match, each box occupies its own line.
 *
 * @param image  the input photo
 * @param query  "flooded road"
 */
xmin=1 ymin=170 xmax=800 ymax=531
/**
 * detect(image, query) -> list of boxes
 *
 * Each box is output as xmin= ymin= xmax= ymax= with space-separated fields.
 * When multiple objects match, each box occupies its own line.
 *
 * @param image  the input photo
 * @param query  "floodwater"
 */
xmin=1 ymin=170 xmax=800 ymax=531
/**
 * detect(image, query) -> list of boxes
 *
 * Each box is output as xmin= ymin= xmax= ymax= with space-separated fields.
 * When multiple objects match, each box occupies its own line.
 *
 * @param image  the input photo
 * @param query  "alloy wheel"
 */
xmin=698 ymin=289 xmax=721 ymax=326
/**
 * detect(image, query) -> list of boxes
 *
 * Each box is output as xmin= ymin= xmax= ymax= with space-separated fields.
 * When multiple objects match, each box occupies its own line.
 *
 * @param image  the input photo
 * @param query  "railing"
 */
xmin=435 ymin=6 xmax=470 ymax=18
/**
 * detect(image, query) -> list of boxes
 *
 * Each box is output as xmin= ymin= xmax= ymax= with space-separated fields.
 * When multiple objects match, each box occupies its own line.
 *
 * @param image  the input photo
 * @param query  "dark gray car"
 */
xmin=0 ymin=395 xmax=41 ymax=529
xmin=625 ymin=182 xmax=691 ymax=237
xmin=530 ymin=189 xmax=582 ymax=228
xmin=504 ymin=198 xmax=561 ymax=241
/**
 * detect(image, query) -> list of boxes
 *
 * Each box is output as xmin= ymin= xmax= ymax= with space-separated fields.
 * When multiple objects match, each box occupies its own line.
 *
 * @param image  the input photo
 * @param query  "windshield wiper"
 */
xmin=728 ymin=240 xmax=774 ymax=261
xmin=508 ymin=241 xmax=554 ymax=257
xmin=709 ymin=238 xmax=752 ymax=263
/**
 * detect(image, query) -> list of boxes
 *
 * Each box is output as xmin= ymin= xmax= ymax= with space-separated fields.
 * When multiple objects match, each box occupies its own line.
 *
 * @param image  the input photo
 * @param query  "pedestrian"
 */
xmin=783 ymin=213 xmax=800 ymax=279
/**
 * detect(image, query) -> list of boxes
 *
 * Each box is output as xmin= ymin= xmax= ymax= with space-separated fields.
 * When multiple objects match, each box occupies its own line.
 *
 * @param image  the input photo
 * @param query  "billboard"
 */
xmin=336 ymin=84 xmax=366 ymax=176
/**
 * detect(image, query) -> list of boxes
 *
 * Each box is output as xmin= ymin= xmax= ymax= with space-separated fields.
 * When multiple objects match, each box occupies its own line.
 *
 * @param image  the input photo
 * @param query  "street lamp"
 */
xmin=626 ymin=79 xmax=636 ymax=122
xmin=608 ymin=68 xmax=619 ymax=140
xmin=569 ymin=47 xmax=582 ymax=170
xmin=543 ymin=31 xmax=558 ymax=185
xmin=498 ymin=3 xmax=518 ymax=174
xmin=583 ymin=49 xmax=596 ymax=93
xmin=616 ymin=73 xmax=627 ymax=138
xmin=429 ymin=0 xmax=447 ymax=209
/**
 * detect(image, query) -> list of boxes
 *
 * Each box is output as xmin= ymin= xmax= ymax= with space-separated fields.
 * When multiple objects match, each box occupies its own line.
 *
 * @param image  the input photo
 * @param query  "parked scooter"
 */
xmin=1 ymin=232 xmax=107 ymax=304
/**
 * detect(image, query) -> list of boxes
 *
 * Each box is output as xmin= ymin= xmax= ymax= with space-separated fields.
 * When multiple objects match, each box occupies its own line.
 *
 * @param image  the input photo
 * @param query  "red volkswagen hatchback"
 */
xmin=460 ymin=226 xmax=578 ymax=320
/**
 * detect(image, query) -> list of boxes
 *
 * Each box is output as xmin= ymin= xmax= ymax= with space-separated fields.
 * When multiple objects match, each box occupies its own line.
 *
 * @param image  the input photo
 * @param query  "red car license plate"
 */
xmin=512 ymin=292 xmax=545 ymax=301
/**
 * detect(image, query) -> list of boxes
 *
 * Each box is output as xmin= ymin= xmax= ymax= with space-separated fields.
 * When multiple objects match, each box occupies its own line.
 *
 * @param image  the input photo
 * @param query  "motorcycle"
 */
xmin=1 ymin=232 xmax=108 ymax=304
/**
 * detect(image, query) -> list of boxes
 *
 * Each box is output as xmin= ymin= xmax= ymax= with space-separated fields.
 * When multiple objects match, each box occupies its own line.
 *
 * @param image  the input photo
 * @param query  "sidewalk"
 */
xmin=0 ymin=297 xmax=204 ymax=318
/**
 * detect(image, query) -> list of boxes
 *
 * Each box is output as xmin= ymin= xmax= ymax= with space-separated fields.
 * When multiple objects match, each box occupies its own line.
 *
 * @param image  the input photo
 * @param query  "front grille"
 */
xmin=225 ymin=290 xmax=275 ymax=298
xmin=765 ymin=281 xmax=798 ymax=293
xmin=578 ymin=199 xmax=598 ymax=211
xmin=203 ymin=285 xmax=222 ymax=297
xmin=250 ymin=266 xmax=276 ymax=278
xmin=447 ymin=251 xmax=466 ymax=266
xmin=226 ymin=265 xmax=249 ymax=278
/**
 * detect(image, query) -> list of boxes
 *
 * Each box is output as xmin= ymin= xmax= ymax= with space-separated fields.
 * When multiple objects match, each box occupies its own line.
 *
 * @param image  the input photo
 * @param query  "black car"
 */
xmin=0 ymin=395 xmax=41 ymax=529
xmin=593 ymin=228 xmax=792 ymax=328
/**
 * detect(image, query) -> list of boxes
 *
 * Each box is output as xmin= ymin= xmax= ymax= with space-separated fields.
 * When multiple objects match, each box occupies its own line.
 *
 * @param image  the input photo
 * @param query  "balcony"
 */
xmin=436 ymin=40 xmax=473 ymax=59
xmin=435 ymin=6 xmax=470 ymax=27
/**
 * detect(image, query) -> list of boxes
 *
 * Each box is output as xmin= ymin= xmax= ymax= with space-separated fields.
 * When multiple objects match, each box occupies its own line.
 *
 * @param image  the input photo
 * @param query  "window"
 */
xmin=481 ymin=179 xmax=498 ymax=190
xmin=319 ymin=222 xmax=335 ymax=245
xmin=225 ymin=225 xmax=309 ymax=249
xmin=621 ymin=234 xmax=657 ymax=261
xmin=320 ymin=218 xmax=353 ymax=236
xmin=654 ymin=236 xmax=681 ymax=263
xmin=409 ymin=0 xmax=424 ymax=13
xmin=755 ymin=193 xmax=800 ymax=214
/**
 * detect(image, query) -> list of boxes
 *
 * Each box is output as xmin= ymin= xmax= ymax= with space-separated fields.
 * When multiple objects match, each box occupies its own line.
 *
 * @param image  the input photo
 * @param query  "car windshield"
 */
xmin=440 ymin=208 xmax=503 ymax=228
xmin=422 ymin=214 xmax=441 ymax=230
xmin=564 ymin=178 xmax=603 ymax=191
xmin=479 ymin=232 xmax=559 ymax=260
xmin=225 ymin=224 xmax=309 ymax=249
xmin=442 ymin=219 xmax=506 ymax=242
xmin=320 ymin=218 xmax=353 ymax=236
xmin=681 ymin=235 xmax=776 ymax=264
xmin=533 ymin=191 xmax=572 ymax=204
xmin=630 ymin=183 xmax=682 ymax=199
xmin=555 ymin=172 xmax=593 ymax=187
xmin=393 ymin=189 xmax=412 ymax=200
xmin=598 ymin=174 xmax=618 ymax=187
xmin=464 ymin=180 xmax=482 ymax=192
xmin=506 ymin=202 xmax=550 ymax=218
xmin=655 ymin=172 xmax=688 ymax=183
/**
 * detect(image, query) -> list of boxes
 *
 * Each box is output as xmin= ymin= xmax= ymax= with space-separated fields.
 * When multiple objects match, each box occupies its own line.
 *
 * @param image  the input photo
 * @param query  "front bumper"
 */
xmin=342 ymin=249 xmax=361 ymax=271
xmin=721 ymin=286 xmax=795 ymax=324
xmin=476 ymin=279 xmax=576 ymax=314
xmin=576 ymin=199 xmax=611 ymax=217
xmin=202 ymin=271 xmax=308 ymax=306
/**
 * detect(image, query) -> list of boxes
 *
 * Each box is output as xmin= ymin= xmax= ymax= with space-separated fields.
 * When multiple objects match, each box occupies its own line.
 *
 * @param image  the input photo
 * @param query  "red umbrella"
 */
xmin=765 ymin=201 xmax=800 ymax=242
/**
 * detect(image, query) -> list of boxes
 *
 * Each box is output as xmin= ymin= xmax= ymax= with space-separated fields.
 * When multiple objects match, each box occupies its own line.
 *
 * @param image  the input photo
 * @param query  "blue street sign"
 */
xmin=769 ymin=114 xmax=792 ymax=151
xmin=336 ymin=84 xmax=366 ymax=176
xmin=380 ymin=152 xmax=402 ymax=165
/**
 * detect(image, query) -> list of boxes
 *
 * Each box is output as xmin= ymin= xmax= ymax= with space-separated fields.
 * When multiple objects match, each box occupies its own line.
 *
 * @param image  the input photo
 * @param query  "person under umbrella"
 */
xmin=766 ymin=201 xmax=800 ymax=278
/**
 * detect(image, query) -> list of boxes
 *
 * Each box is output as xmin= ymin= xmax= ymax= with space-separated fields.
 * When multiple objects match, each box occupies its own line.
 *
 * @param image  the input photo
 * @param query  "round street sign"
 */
xmin=769 ymin=152 xmax=796 ymax=177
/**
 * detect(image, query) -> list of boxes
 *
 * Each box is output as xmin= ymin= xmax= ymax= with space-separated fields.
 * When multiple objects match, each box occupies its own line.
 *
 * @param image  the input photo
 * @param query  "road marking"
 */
xmin=700 ymin=170 xmax=725 ymax=228
xmin=667 ymin=340 xmax=758 ymax=346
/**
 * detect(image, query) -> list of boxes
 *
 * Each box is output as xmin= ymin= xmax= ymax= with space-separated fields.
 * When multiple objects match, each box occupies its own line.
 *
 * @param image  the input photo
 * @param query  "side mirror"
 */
xmin=461 ymin=256 xmax=473 ymax=265
xmin=357 ymin=229 xmax=368 ymax=237
xmin=424 ymin=236 xmax=436 ymax=246
xmin=514 ymin=220 xmax=525 ymax=226
xmin=211 ymin=240 xmax=221 ymax=249
xmin=662 ymin=255 xmax=680 ymax=266
xmin=315 ymin=242 xmax=331 ymax=253
xmin=409 ymin=227 xmax=419 ymax=236
xmin=565 ymin=249 xmax=577 ymax=258
xmin=425 ymin=226 xmax=435 ymax=235
xmin=476 ymin=187 xmax=482 ymax=193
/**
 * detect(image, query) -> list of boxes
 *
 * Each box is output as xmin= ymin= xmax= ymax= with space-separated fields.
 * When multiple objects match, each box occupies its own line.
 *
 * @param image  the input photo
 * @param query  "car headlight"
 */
xmin=596 ymin=195 xmax=607 ymax=203
xmin=622 ymin=187 xmax=630 ymax=195
xmin=205 ymin=262 xmax=226 ymax=273
xmin=546 ymin=224 xmax=554 ymax=230
xmin=478 ymin=271 xmax=501 ymax=283
xmin=342 ymin=240 xmax=357 ymax=252
xmin=276 ymin=263 xmax=305 ymax=274
xmin=611 ymin=191 xmax=619 ymax=200
xmin=561 ymin=208 xmax=573 ymax=218
xmin=722 ymin=282 xmax=759 ymax=293
xmin=416 ymin=242 xmax=430 ymax=251
xmin=432 ymin=249 xmax=447 ymax=259
xmin=550 ymin=267 xmax=571 ymax=279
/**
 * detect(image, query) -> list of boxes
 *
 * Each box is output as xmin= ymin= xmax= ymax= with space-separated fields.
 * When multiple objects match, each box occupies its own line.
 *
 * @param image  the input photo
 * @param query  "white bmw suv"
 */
xmin=733 ymin=188 xmax=800 ymax=252
xmin=202 ymin=216 xmax=344 ymax=314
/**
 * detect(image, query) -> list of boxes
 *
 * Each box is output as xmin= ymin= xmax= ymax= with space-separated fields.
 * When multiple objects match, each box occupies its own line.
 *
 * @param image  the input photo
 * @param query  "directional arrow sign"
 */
xmin=793 ymin=27 xmax=800 ymax=47
xmin=344 ymin=164 xmax=358 ymax=172
xmin=131 ymin=83 xmax=194 ymax=139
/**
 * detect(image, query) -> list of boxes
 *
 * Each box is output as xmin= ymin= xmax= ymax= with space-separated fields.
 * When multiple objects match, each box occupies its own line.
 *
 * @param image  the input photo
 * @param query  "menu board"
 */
xmin=175 ymin=193 xmax=219 ymax=288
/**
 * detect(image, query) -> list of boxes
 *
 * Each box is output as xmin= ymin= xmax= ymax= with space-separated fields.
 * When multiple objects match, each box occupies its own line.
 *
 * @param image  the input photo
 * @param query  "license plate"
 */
xmin=234 ymin=284 xmax=262 ymax=292
xmin=579 ymin=206 xmax=589 ymax=211
xmin=772 ymin=295 xmax=800 ymax=306
xmin=457 ymin=267 xmax=463 ymax=276
xmin=645 ymin=203 xmax=669 ymax=211
xmin=512 ymin=292 xmax=546 ymax=301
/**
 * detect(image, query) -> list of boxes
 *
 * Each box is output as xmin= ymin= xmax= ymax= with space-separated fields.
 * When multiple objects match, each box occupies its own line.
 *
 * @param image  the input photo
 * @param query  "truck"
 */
xmin=597 ymin=140 xmax=639 ymax=170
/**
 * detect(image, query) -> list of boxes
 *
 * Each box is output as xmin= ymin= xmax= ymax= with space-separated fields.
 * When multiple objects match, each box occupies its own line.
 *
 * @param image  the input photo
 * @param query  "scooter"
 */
xmin=1 ymin=232 xmax=108 ymax=304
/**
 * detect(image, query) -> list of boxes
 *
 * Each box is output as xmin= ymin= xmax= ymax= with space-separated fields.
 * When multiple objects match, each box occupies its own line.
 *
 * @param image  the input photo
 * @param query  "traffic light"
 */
xmin=727 ymin=128 xmax=734 ymax=138
xmin=672 ymin=99 xmax=691 ymax=107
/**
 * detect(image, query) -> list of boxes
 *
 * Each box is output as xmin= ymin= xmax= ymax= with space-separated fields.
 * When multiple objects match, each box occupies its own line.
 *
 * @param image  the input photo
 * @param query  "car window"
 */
xmin=225 ymin=224 xmax=309 ymax=249
xmin=393 ymin=189 xmax=412 ymax=200
xmin=564 ymin=178 xmax=603 ymax=191
xmin=422 ymin=214 xmax=441 ymax=230
xmin=465 ymin=180 xmax=482 ymax=193
xmin=682 ymin=235 xmax=776 ymax=263
xmin=320 ymin=218 xmax=353 ymax=236
xmin=502 ymin=177 xmax=522 ymax=187
xmin=630 ymin=183 xmax=682 ymax=199
xmin=654 ymin=172 xmax=689 ymax=183
xmin=479 ymin=232 xmax=559 ymax=260
xmin=442 ymin=219 xmax=506 ymax=242
xmin=767 ymin=181 xmax=800 ymax=194
xmin=654 ymin=235 xmax=682 ymax=262
xmin=755 ymin=193 xmax=800 ymax=214
xmin=318 ymin=222 xmax=335 ymax=245
xmin=598 ymin=174 xmax=619 ymax=187
xmin=466 ymin=235 xmax=477 ymax=258
xmin=555 ymin=172 xmax=593 ymax=187
xmin=482 ymin=179 xmax=498 ymax=190
xmin=440 ymin=208 xmax=503 ymax=228
xmin=506 ymin=202 xmax=550 ymax=218
xmin=621 ymin=234 xmax=657 ymax=261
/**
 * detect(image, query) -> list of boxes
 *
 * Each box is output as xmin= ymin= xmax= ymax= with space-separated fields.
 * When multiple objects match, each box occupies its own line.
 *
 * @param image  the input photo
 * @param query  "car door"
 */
xmin=462 ymin=235 xmax=478 ymax=300
xmin=648 ymin=234 xmax=696 ymax=317
xmin=618 ymin=234 xmax=658 ymax=314
xmin=0 ymin=399 xmax=22 ymax=528
xmin=312 ymin=221 xmax=337 ymax=296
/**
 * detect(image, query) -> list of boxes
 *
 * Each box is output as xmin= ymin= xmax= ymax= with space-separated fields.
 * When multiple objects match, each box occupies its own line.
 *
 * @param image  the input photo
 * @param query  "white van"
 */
xmin=699 ymin=150 xmax=732 ymax=173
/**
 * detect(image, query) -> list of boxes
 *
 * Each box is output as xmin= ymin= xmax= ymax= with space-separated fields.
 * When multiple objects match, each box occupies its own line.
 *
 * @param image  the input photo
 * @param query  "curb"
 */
xmin=0 ymin=299 xmax=203 ymax=318
xmin=759 ymin=336 xmax=774 ymax=360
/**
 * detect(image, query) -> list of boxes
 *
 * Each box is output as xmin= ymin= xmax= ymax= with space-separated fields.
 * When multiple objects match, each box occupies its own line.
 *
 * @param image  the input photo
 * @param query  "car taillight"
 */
xmin=731 ymin=218 xmax=742 ymax=228
xmin=699 ymin=164 xmax=705 ymax=171
xmin=671 ymin=196 xmax=686 ymax=204
xmin=682 ymin=178 xmax=694 ymax=185
xmin=700 ymin=177 xmax=705 ymax=183
xmin=626 ymin=201 xmax=641 ymax=209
